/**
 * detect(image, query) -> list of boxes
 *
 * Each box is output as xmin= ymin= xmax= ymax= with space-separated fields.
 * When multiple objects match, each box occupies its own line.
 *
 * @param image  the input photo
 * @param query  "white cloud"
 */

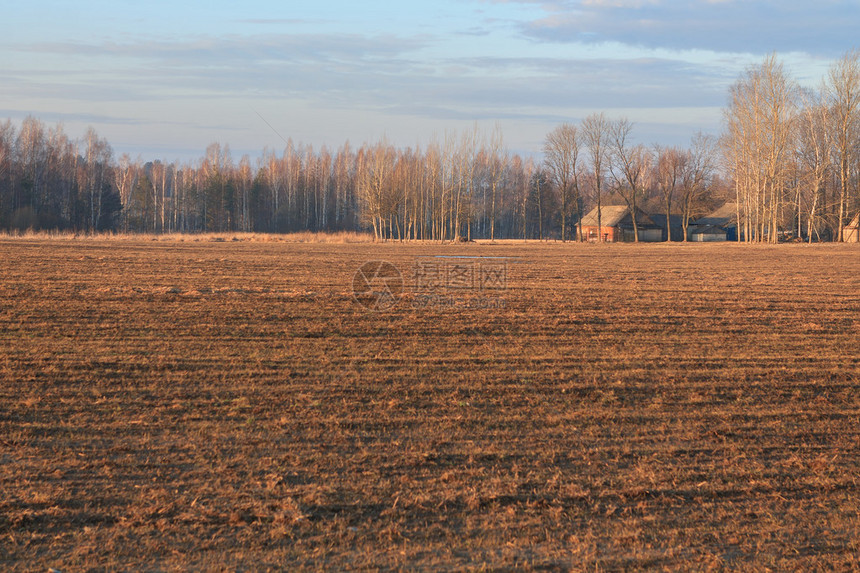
xmin=510 ymin=0 xmax=859 ymax=57
xmin=582 ymin=0 xmax=660 ymax=7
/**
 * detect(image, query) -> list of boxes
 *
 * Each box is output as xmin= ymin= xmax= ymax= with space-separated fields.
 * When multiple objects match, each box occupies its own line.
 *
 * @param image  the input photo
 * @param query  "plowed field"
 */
xmin=1 ymin=239 xmax=859 ymax=570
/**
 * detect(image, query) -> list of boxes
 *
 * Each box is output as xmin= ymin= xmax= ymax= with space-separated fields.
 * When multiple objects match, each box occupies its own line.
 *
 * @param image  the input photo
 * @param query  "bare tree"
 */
xmin=148 ymin=160 xmax=165 ymax=232
xmin=237 ymin=155 xmax=253 ymax=232
xmin=543 ymin=123 xmax=582 ymax=241
xmin=797 ymin=88 xmax=832 ymax=242
xmin=823 ymin=49 xmax=860 ymax=241
xmin=333 ymin=142 xmax=354 ymax=230
xmin=609 ymin=118 xmax=651 ymax=242
xmin=654 ymin=146 xmax=685 ymax=241
xmin=262 ymin=148 xmax=284 ymax=231
xmin=16 ymin=117 xmax=48 ymax=220
xmin=487 ymin=123 xmax=506 ymax=241
xmin=115 ymin=154 xmax=140 ymax=232
xmin=80 ymin=127 xmax=112 ymax=232
xmin=357 ymin=139 xmax=396 ymax=240
xmin=581 ymin=113 xmax=611 ymax=241
xmin=423 ymin=140 xmax=443 ymax=240
xmin=520 ymin=157 xmax=534 ymax=240
xmin=453 ymin=125 xmax=478 ymax=240
xmin=0 ymin=120 xmax=13 ymax=184
xmin=0 ymin=121 xmax=17 ymax=224
xmin=723 ymin=54 xmax=799 ymax=242
xmin=681 ymin=133 xmax=716 ymax=241
xmin=45 ymin=124 xmax=77 ymax=225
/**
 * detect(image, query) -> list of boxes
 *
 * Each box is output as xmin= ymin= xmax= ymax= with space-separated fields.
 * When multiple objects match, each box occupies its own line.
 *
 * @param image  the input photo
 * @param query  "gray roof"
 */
xmin=579 ymin=205 xmax=656 ymax=227
xmin=651 ymin=213 xmax=686 ymax=229
xmin=690 ymin=224 xmax=726 ymax=235
xmin=694 ymin=203 xmax=738 ymax=227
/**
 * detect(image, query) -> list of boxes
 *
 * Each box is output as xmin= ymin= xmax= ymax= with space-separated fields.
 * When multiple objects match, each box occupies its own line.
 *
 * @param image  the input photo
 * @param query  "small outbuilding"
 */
xmin=578 ymin=205 xmax=662 ymax=242
xmin=689 ymin=203 xmax=739 ymax=241
xmin=842 ymin=213 xmax=860 ymax=242
xmin=689 ymin=224 xmax=727 ymax=242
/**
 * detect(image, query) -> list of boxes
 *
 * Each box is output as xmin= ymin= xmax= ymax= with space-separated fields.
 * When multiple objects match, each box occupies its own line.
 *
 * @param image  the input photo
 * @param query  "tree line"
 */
xmin=1 ymin=50 xmax=859 ymax=241
xmin=0 ymin=117 xmax=725 ymax=240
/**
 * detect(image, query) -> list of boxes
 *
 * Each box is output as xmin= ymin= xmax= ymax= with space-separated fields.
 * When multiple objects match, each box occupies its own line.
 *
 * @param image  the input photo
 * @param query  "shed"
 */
xmin=843 ymin=213 xmax=860 ymax=243
xmin=689 ymin=224 xmax=727 ymax=242
xmin=692 ymin=203 xmax=739 ymax=241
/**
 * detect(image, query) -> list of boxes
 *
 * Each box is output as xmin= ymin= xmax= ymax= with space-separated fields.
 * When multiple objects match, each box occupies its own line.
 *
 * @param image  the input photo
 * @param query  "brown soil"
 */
xmin=1 ymin=239 xmax=859 ymax=570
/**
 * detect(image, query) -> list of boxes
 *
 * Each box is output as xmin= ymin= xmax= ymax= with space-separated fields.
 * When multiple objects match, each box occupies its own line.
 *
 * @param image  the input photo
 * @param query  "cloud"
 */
xmin=26 ymin=32 xmax=426 ymax=67
xmin=0 ymin=109 xmax=150 ymax=126
xmin=9 ymin=30 xmax=731 ymax=134
xmin=10 ymin=33 xmax=430 ymax=105
xmin=237 ymin=18 xmax=321 ymax=25
xmin=581 ymin=0 xmax=660 ymax=7
xmin=510 ymin=0 xmax=859 ymax=56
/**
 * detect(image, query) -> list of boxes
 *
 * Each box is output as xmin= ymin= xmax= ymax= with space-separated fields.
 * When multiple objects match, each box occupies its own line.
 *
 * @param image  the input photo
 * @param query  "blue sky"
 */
xmin=3 ymin=0 xmax=856 ymax=159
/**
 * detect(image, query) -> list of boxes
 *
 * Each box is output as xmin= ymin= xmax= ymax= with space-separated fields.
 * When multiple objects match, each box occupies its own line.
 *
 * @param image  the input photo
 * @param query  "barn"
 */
xmin=843 ymin=213 xmax=860 ymax=243
xmin=578 ymin=205 xmax=663 ymax=242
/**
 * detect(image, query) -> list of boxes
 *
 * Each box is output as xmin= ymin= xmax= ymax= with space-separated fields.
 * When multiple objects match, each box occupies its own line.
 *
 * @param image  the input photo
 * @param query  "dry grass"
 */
xmin=1 ymin=239 xmax=859 ymax=570
xmin=0 ymin=229 xmax=375 ymax=243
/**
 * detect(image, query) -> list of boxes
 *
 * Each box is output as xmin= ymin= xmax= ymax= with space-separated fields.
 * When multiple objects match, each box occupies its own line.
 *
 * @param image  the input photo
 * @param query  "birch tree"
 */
xmin=487 ymin=123 xmax=506 ymax=241
xmin=237 ymin=155 xmax=253 ymax=232
xmin=723 ymin=55 xmax=799 ymax=242
xmin=823 ymin=50 xmax=860 ymax=241
xmin=81 ymin=127 xmax=112 ymax=231
xmin=357 ymin=140 xmax=396 ymax=240
xmin=0 ymin=121 xmax=16 ymax=225
xmin=115 ymin=154 xmax=140 ymax=231
xmin=797 ymin=89 xmax=832 ymax=242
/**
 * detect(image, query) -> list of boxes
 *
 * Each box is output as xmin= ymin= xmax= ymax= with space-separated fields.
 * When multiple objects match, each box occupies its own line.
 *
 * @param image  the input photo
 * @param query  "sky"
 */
xmin=2 ymin=0 xmax=857 ymax=160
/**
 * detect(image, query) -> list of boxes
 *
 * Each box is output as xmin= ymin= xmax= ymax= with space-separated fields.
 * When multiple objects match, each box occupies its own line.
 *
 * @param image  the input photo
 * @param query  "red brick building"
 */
xmin=578 ymin=205 xmax=662 ymax=242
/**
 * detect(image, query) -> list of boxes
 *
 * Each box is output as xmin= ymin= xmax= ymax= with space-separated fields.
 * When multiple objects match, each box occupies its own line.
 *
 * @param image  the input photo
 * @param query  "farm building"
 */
xmin=689 ymin=203 xmax=739 ymax=241
xmin=578 ymin=205 xmax=662 ymax=242
xmin=690 ymin=224 xmax=727 ymax=242
xmin=652 ymin=213 xmax=687 ymax=242
xmin=843 ymin=213 xmax=860 ymax=242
